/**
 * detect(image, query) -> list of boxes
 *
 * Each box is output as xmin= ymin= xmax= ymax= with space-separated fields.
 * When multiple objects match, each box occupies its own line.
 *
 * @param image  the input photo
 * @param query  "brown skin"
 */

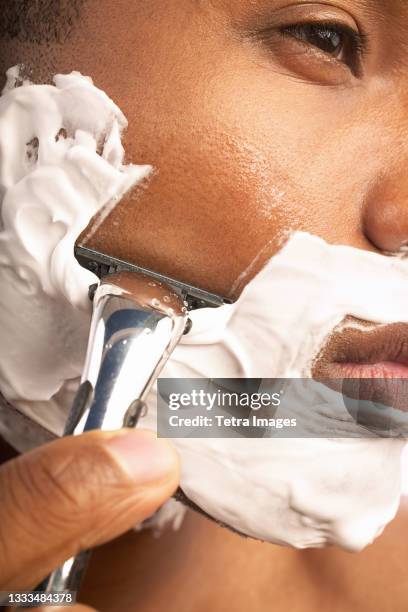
xmin=2 ymin=0 xmax=408 ymax=298
xmin=2 ymin=0 xmax=408 ymax=610
xmin=80 ymin=501 xmax=408 ymax=612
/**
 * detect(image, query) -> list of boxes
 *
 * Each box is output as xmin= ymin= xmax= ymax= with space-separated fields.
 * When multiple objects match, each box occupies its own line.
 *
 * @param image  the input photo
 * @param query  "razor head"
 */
xmin=75 ymin=245 xmax=232 ymax=310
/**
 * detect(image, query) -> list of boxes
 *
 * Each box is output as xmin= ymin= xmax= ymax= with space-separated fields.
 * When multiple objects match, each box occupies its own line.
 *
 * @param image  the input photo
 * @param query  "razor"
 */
xmin=37 ymin=244 xmax=231 ymax=594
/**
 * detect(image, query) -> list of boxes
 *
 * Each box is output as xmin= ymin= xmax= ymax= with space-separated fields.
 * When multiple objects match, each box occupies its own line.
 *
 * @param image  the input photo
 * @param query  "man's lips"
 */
xmin=313 ymin=321 xmax=408 ymax=418
xmin=313 ymin=321 xmax=408 ymax=380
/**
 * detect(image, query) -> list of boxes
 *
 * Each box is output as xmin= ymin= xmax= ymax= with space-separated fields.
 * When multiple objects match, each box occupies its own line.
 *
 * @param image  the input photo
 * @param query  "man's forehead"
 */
xmin=2 ymin=0 xmax=407 ymax=43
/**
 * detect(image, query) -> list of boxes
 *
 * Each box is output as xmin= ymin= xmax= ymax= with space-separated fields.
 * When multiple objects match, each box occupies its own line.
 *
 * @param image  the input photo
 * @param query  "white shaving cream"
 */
xmin=0 ymin=69 xmax=407 ymax=551
xmin=0 ymin=68 xmax=151 ymax=405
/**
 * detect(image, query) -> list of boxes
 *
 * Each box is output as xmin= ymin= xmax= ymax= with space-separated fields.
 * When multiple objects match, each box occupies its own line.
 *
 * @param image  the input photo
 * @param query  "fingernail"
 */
xmin=105 ymin=430 xmax=176 ymax=485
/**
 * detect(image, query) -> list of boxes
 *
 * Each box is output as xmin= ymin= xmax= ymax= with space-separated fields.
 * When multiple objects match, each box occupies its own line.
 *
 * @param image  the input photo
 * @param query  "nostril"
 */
xmin=363 ymin=198 xmax=408 ymax=254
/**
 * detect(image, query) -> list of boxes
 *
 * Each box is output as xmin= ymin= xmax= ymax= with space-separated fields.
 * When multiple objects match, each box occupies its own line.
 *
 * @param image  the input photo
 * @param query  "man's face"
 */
xmin=2 ymin=0 xmax=408 ymax=548
xmin=4 ymin=0 xmax=408 ymax=299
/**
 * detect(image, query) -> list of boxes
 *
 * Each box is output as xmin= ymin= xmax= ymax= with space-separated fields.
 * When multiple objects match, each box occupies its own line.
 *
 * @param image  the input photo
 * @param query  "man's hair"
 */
xmin=0 ymin=0 xmax=84 ymax=44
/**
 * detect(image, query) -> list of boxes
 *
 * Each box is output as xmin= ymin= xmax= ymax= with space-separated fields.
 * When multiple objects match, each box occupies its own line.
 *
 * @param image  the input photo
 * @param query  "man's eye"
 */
xmin=280 ymin=22 xmax=365 ymax=71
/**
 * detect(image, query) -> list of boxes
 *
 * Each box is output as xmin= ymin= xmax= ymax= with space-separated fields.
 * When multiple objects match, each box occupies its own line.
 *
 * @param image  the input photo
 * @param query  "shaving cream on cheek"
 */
xmin=0 ymin=69 xmax=407 ymax=551
xmin=0 ymin=68 xmax=151 ymax=403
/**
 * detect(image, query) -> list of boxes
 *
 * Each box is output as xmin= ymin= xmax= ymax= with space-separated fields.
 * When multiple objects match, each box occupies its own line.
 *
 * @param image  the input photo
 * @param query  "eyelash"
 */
xmin=279 ymin=22 xmax=367 ymax=73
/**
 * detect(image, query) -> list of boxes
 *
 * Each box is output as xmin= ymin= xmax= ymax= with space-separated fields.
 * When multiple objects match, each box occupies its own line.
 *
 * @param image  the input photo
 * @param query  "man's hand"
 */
xmin=0 ymin=429 xmax=179 ymax=590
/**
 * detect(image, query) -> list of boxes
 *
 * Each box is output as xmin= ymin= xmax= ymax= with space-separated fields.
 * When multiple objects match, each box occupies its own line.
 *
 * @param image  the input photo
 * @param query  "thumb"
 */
xmin=0 ymin=429 xmax=179 ymax=590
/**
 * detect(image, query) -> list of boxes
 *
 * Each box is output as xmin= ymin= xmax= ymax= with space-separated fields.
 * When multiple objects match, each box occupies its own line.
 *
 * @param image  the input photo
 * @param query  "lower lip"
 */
xmin=331 ymin=361 xmax=408 ymax=379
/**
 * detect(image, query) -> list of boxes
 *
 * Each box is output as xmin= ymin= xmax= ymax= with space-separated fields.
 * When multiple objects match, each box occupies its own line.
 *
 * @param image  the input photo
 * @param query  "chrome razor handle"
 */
xmin=66 ymin=271 xmax=188 ymax=435
xmin=39 ymin=271 xmax=189 ymax=594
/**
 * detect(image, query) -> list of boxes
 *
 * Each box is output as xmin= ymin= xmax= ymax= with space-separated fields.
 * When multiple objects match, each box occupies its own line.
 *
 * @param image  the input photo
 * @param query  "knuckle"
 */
xmin=32 ymin=442 xmax=130 ymax=529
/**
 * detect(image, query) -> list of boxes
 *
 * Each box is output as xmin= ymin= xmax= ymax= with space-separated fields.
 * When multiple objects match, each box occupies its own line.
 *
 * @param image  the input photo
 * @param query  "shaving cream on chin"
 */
xmin=1 ymin=68 xmax=408 ymax=550
xmin=139 ymin=233 xmax=408 ymax=551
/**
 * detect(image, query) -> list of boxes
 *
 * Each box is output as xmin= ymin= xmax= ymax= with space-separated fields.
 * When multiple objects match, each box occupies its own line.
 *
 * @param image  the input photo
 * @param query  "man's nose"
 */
xmin=363 ymin=169 xmax=408 ymax=253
